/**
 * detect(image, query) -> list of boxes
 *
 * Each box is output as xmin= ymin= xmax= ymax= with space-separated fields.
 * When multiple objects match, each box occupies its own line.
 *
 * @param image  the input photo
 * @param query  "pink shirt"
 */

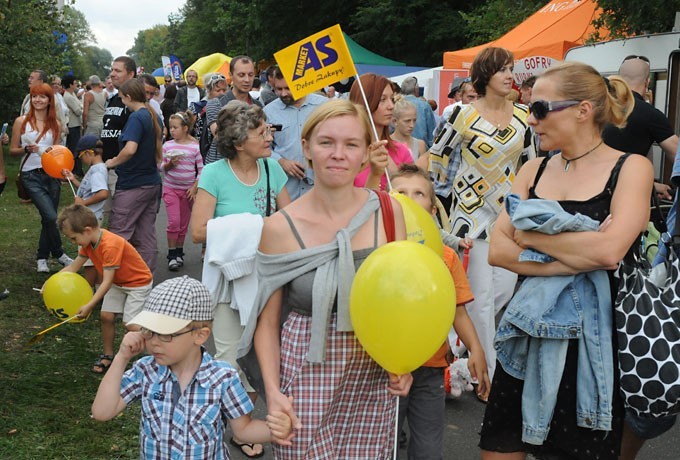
xmin=354 ymin=140 xmax=413 ymax=191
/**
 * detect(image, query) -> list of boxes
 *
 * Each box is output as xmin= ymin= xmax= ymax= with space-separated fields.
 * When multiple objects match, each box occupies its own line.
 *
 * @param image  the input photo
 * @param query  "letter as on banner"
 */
xmin=275 ymin=24 xmax=356 ymax=101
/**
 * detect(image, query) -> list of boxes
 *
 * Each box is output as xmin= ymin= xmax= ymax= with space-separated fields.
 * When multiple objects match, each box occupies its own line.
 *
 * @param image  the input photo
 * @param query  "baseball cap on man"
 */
xmin=76 ymin=135 xmax=99 ymax=153
xmin=127 ymin=276 xmax=214 ymax=334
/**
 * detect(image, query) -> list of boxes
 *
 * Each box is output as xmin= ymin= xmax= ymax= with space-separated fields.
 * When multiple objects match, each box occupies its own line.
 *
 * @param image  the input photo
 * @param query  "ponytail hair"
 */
xmin=540 ymin=62 xmax=634 ymax=132
xmin=119 ymin=79 xmax=163 ymax=163
xmin=392 ymin=94 xmax=417 ymax=120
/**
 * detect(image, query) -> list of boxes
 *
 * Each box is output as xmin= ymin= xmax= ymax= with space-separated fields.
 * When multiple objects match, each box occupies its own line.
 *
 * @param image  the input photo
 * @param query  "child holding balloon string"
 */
xmin=54 ymin=204 xmax=153 ymax=374
xmin=62 ymin=135 xmax=109 ymax=287
xmin=391 ymin=163 xmax=490 ymax=459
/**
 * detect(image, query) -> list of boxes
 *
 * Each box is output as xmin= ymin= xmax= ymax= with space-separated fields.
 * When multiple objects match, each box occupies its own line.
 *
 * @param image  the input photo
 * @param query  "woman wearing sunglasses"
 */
xmin=480 ymin=62 xmax=653 ymax=459
xmin=425 ymin=47 xmax=536 ymax=392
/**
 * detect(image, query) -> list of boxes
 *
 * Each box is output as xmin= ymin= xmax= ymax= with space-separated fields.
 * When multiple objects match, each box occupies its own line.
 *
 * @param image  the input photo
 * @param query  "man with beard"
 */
xmin=204 ymin=55 xmax=261 ymax=164
xmin=263 ymin=67 xmax=327 ymax=200
xmin=173 ymin=69 xmax=204 ymax=112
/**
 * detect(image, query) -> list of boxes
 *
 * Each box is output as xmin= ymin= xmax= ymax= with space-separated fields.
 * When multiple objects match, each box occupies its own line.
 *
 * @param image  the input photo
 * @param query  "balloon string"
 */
xmin=65 ymin=176 xmax=77 ymax=197
xmin=354 ymin=74 xmax=392 ymax=192
xmin=393 ymin=395 xmax=399 ymax=460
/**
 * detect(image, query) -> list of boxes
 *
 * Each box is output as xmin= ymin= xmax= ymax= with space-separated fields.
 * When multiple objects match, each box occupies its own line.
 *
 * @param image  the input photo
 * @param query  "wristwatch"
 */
xmin=24 ymin=145 xmax=30 ymax=154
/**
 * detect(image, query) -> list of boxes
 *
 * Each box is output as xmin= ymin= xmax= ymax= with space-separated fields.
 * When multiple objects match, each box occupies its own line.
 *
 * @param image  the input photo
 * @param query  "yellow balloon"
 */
xmin=390 ymin=192 xmax=444 ymax=257
xmin=350 ymin=241 xmax=456 ymax=374
xmin=42 ymin=272 xmax=93 ymax=323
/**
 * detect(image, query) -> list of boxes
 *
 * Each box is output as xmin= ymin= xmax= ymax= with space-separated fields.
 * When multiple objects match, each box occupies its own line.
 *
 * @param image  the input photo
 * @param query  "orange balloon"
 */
xmin=41 ymin=146 xmax=74 ymax=179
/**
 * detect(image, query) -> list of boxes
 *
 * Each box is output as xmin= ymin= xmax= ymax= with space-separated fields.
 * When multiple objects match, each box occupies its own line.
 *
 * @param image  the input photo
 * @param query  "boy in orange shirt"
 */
xmin=56 ymin=204 xmax=153 ymax=374
xmin=392 ymin=164 xmax=490 ymax=459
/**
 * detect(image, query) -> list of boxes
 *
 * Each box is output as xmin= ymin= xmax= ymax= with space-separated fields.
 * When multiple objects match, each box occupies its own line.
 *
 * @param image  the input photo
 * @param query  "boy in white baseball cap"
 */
xmin=92 ymin=275 xmax=293 ymax=458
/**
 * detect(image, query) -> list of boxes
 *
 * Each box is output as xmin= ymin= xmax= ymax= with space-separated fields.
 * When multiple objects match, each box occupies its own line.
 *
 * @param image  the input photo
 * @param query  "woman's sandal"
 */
xmin=92 ymin=354 xmax=113 ymax=374
xmin=229 ymin=437 xmax=264 ymax=458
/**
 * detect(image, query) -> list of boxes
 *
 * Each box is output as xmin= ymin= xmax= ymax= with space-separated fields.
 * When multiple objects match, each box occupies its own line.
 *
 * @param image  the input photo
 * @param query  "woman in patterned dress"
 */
xmin=426 ymin=47 xmax=536 ymax=387
xmin=251 ymin=99 xmax=412 ymax=459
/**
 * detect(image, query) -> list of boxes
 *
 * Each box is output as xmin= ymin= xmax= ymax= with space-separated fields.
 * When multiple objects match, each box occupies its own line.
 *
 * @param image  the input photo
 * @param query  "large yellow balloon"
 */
xmin=350 ymin=241 xmax=456 ymax=374
xmin=42 ymin=272 xmax=93 ymax=323
xmin=390 ymin=192 xmax=444 ymax=257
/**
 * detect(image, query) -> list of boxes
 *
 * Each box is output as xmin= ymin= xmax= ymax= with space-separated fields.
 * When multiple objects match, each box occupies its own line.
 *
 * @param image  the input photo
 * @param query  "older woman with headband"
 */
xmin=480 ymin=62 xmax=651 ymax=460
xmin=190 ymin=100 xmax=290 ymax=458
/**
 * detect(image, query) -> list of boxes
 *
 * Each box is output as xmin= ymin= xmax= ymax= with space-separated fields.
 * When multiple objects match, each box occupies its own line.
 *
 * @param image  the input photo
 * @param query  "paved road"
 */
xmin=153 ymin=206 xmax=680 ymax=459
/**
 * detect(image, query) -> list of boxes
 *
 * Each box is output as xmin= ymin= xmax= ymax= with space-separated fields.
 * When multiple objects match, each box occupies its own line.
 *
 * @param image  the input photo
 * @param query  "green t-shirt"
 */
xmin=198 ymin=157 xmax=287 ymax=218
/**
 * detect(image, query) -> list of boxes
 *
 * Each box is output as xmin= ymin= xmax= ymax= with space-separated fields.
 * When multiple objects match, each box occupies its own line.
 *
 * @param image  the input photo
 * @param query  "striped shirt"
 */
xmin=161 ymin=139 xmax=203 ymax=189
xmin=120 ymin=349 xmax=253 ymax=460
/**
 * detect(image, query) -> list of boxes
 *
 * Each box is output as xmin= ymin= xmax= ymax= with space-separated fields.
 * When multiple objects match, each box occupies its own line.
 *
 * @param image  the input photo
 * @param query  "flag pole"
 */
xmin=354 ymin=74 xmax=393 ymax=191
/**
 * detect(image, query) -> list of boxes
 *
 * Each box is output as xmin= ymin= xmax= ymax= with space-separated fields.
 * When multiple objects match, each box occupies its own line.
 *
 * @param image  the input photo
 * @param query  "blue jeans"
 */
xmin=21 ymin=169 xmax=64 ymax=260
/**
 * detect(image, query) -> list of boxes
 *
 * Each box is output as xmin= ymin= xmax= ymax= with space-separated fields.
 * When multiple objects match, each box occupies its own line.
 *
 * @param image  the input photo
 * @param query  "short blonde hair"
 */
xmin=301 ymin=99 xmax=372 ymax=147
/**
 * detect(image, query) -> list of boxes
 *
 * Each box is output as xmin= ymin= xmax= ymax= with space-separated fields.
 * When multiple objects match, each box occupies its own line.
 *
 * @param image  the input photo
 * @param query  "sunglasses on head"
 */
xmin=529 ymin=100 xmax=580 ymax=120
xmin=209 ymin=74 xmax=226 ymax=82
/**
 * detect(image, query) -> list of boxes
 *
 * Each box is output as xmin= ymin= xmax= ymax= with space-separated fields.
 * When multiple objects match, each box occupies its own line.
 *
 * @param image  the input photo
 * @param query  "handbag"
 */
xmin=614 ymin=201 xmax=680 ymax=418
xmin=15 ymin=153 xmax=30 ymax=200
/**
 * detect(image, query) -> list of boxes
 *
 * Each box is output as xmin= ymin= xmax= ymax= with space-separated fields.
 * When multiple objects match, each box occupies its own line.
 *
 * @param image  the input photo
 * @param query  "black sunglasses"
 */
xmin=529 ymin=100 xmax=580 ymax=120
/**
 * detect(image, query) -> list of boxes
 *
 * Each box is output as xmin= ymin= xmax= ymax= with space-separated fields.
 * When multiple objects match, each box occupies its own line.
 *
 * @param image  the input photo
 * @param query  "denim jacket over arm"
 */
xmin=496 ymin=194 xmax=613 ymax=445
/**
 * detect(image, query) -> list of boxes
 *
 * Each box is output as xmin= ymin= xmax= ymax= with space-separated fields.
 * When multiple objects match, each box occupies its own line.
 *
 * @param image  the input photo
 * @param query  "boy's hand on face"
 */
xmin=118 ymin=331 xmax=145 ymax=361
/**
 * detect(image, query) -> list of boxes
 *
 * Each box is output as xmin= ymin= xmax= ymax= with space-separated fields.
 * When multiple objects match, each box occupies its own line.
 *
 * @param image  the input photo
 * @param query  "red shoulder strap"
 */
xmin=375 ymin=190 xmax=395 ymax=242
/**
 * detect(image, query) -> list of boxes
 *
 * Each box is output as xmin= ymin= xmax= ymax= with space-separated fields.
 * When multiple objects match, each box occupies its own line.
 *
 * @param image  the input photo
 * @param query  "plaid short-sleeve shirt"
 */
xmin=120 ymin=349 xmax=253 ymax=460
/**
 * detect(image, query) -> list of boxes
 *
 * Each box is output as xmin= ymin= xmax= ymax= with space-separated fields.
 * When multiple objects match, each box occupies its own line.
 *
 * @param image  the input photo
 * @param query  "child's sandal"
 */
xmin=92 ymin=354 xmax=113 ymax=374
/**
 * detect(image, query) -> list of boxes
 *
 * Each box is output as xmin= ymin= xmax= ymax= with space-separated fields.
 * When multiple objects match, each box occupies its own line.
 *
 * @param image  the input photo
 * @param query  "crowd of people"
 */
xmin=2 ymin=44 xmax=678 ymax=459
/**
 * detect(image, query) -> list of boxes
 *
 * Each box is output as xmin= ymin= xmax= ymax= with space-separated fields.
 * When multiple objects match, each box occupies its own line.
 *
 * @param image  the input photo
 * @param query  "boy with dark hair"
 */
xmin=92 ymin=276 xmax=293 ymax=459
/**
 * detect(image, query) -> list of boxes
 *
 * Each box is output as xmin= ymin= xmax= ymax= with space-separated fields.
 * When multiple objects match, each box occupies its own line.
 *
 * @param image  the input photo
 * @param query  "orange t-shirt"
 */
xmin=423 ymin=245 xmax=474 ymax=368
xmin=79 ymin=229 xmax=153 ymax=288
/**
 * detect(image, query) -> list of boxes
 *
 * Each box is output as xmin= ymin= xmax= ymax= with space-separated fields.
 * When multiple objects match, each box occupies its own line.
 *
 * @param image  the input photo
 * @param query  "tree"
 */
xmin=461 ymin=0 xmax=545 ymax=46
xmin=0 ymin=0 xmax=69 ymax=122
xmin=127 ymin=25 xmax=170 ymax=73
xmin=593 ymin=0 xmax=680 ymax=39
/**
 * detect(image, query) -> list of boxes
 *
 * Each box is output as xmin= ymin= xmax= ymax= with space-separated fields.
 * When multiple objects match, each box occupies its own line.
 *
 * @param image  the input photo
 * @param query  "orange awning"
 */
xmin=443 ymin=0 xmax=609 ymax=71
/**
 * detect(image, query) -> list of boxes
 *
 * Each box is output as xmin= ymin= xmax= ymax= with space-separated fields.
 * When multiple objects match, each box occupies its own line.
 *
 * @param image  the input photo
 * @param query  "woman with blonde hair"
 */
xmin=480 ymin=62 xmax=651 ymax=459
xmin=239 ymin=99 xmax=412 ymax=459
xmin=391 ymin=95 xmax=427 ymax=161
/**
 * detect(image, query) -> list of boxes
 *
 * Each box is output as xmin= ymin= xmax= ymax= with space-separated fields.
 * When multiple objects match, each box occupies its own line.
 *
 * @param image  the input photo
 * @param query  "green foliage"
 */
xmin=593 ymin=0 xmax=680 ymax=39
xmin=350 ymin=0 xmax=469 ymax=66
xmin=0 ymin=0 xmax=67 ymax=124
xmin=0 ymin=1 xmax=101 ymax=123
xmin=127 ymin=25 xmax=170 ymax=73
xmin=461 ymin=0 xmax=545 ymax=46
xmin=70 ymin=46 xmax=114 ymax=82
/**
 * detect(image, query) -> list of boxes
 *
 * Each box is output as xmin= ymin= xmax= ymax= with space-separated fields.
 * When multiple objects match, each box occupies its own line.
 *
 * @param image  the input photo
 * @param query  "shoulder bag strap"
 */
xmin=375 ymin=190 xmax=395 ymax=242
xmin=264 ymin=159 xmax=271 ymax=216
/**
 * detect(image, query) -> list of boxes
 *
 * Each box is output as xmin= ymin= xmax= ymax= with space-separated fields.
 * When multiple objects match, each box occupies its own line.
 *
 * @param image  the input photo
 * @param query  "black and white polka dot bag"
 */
xmin=614 ymin=237 xmax=680 ymax=418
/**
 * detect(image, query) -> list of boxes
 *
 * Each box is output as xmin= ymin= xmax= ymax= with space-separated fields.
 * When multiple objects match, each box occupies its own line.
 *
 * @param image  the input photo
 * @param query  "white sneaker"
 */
xmin=37 ymin=259 xmax=49 ymax=273
xmin=57 ymin=253 xmax=74 ymax=266
xmin=175 ymin=255 xmax=184 ymax=267
xmin=168 ymin=258 xmax=180 ymax=271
